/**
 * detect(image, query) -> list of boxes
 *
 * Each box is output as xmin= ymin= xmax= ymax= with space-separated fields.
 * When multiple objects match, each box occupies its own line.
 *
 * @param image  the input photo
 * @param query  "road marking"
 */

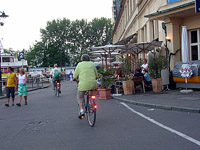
xmin=120 ymin=102 xmax=200 ymax=146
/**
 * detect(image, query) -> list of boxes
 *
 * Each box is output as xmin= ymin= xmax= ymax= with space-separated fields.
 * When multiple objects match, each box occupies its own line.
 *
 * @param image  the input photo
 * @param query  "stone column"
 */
xmin=165 ymin=18 xmax=183 ymax=71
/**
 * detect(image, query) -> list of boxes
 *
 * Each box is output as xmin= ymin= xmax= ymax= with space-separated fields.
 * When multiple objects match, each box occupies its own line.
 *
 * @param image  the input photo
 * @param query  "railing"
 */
xmin=27 ymin=76 xmax=50 ymax=89
xmin=0 ymin=76 xmax=50 ymax=96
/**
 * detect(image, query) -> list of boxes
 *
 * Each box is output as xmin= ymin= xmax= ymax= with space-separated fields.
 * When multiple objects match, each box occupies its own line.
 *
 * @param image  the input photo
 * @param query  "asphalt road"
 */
xmin=0 ymin=81 xmax=199 ymax=150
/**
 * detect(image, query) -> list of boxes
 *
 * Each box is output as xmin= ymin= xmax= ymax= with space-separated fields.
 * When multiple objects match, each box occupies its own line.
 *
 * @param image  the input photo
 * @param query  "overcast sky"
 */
xmin=0 ymin=0 xmax=113 ymax=51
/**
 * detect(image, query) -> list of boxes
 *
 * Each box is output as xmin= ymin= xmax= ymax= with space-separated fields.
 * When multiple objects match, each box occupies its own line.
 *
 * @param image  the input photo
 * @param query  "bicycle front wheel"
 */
xmin=86 ymin=99 xmax=96 ymax=127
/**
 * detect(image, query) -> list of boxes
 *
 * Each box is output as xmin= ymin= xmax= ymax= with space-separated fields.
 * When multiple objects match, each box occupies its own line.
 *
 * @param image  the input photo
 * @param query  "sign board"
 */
xmin=167 ymin=0 xmax=180 ymax=4
xmin=196 ymin=0 xmax=200 ymax=13
xmin=19 ymin=52 xmax=24 ymax=59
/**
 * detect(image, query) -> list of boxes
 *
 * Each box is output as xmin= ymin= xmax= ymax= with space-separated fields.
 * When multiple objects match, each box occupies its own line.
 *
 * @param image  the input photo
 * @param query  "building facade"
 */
xmin=112 ymin=0 xmax=200 ymax=70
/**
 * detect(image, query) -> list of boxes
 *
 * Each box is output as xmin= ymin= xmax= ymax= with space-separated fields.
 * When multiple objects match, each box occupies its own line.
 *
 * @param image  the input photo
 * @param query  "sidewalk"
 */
xmin=113 ymin=90 xmax=200 ymax=114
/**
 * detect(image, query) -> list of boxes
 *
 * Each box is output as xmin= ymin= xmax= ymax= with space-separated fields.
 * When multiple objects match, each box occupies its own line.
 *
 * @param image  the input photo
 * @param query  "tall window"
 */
xmin=190 ymin=29 xmax=200 ymax=60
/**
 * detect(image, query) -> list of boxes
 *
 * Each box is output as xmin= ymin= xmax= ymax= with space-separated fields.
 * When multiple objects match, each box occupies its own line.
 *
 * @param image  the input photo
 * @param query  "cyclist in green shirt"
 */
xmin=50 ymin=64 xmax=61 ymax=91
xmin=73 ymin=54 xmax=98 ymax=117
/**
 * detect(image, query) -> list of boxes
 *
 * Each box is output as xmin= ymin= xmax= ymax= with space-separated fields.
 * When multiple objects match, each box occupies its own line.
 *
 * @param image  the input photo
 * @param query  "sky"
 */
xmin=0 ymin=0 xmax=113 ymax=51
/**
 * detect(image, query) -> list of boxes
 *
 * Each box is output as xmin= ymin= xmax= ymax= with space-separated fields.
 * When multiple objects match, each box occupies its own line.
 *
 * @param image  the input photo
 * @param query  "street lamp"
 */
xmin=0 ymin=11 xmax=9 ymax=96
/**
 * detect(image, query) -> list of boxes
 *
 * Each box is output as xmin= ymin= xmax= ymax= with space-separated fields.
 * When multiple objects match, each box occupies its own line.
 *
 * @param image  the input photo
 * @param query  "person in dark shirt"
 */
xmin=133 ymin=68 xmax=144 ymax=79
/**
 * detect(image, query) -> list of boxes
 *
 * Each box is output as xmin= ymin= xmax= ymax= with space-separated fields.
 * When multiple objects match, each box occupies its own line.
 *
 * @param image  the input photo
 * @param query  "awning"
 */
xmin=114 ymin=33 xmax=137 ymax=45
xmin=144 ymin=1 xmax=195 ymax=20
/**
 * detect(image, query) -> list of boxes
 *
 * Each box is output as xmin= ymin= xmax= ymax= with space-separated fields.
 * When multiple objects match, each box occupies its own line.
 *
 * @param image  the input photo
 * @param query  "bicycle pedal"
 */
xmin=78 ymin=114 xmax=85 ymax=119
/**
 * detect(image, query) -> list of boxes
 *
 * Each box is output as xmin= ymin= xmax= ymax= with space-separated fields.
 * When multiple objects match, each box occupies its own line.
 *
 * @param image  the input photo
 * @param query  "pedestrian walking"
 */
xmin=5 ymin=67 xmax=17 ymax=107
xmin=69 ymin=71 xmax=73 ymax=82
xmin=16 ymin=68 xmax=28 ymax=106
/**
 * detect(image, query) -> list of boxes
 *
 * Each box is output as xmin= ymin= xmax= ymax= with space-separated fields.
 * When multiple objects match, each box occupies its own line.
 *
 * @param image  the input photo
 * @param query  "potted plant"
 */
xmin=120 ymin=55 xmax=133 ymax=95
xmin=149 ymin=55 xmax=167 ymax=92
xmin=97 ymin=68 xmax=113 ymax=100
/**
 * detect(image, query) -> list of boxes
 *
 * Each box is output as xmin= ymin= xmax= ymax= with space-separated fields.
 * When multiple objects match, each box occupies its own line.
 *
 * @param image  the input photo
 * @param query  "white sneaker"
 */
xmin=80 ymin=109 xmax=85 ymax=115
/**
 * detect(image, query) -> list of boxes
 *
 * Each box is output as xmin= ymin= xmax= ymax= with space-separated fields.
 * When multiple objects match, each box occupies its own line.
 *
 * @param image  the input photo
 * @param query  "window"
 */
xmin=2 ymin=57 xmax=10 ymax=62
xmin=190 ymin=29 xmax=200 ymax=60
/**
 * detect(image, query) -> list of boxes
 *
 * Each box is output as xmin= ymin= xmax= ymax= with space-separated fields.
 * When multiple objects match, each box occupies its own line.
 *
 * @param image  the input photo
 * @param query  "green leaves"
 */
xmin=98 ymin=68 xmax=113 ymax=89
xmin=149 ymin=55 xmax=168 ymax=78
xmin=27 ymin=17 xmax=112 ymax=67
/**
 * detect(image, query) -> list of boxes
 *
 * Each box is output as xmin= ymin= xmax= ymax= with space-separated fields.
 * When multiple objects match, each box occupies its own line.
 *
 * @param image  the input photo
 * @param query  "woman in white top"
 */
xmin=141 ymin=58 xmax=148 ymax=73
xmin=16 ymin=68 xmax=28 ymax=106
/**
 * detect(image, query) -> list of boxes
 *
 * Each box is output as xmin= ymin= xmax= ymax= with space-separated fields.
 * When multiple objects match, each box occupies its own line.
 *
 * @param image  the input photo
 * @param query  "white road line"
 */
xmin=120 ymin=102 xmax=200 ymax=146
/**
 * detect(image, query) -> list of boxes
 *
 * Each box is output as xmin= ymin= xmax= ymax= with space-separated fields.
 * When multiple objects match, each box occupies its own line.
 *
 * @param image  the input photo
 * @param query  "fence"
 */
xmin=1 ymin=76 xmax=50 ymax=95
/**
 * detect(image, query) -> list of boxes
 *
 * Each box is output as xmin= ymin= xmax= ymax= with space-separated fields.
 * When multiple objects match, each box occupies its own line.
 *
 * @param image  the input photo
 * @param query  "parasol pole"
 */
xmin=109 ymin=49 xmax=112 ymax=72
xmin=101 ymin=54 xmax=104 ymax=69
xmin=105 ymin=55 xmax=108 ymax=70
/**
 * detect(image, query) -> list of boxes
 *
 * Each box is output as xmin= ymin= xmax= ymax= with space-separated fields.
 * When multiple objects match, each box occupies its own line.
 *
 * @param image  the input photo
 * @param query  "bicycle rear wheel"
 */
xmin=54 ymin=85 xmax=57 ymax=96
xmin=86 ymin=98 xmax=96 ymax=127
xmin=57 ymin=86 xmax=59 ymax=97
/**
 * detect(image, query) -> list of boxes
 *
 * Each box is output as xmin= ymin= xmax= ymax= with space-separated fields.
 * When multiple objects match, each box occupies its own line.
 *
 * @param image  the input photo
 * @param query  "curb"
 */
xmin=113 ymin=96 xmax=200 ymax=114
xmin=0 ymin=85 xmax=51 ymax=100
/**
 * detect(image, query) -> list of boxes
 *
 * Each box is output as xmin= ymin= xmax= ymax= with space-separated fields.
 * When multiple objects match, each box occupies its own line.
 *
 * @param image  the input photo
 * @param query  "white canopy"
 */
xmin=121 ymin=40 xmax=163 ymax=55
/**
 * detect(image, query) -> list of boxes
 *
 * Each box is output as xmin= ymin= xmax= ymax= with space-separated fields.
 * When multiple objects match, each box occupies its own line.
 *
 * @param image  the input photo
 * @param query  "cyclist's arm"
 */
xmin=50 ymin=69 xmax=54 ymax=78
xmin=73 ymin=64 xmax=79 ymax=80
xmin=94 ymin=66 xmax=98 ymax=79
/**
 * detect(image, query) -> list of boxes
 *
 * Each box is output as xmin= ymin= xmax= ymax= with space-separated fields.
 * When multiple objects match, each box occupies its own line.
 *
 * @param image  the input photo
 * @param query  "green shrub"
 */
xmin=149 ymin=55 xmax=168 ymax=78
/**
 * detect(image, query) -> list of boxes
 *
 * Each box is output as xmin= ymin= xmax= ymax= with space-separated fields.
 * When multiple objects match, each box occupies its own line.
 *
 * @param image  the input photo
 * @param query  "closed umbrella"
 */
xmin=180 ymin=26 xmax=193 ymax=93
xmin=181 ymin=26 xmax=189 ymax=63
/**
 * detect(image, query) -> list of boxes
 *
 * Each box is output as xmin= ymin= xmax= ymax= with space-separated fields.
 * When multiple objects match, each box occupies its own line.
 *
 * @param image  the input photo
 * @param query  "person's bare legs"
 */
xmin=18 ymin=96 xmax=22 ymax=104
xmin=79 ymin=102 xmax=84 ymax=110
xmin=6 ymin=98 xmax=10 ymax=104
xmin=12 ymin=98 xmax=15 ymax=105
xmin=24 ymin=96 xmax=28 ymax=105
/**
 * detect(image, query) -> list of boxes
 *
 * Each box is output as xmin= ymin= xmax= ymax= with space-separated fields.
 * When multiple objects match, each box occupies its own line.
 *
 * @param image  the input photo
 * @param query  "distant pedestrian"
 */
xmin=16 ymin=68 xmax=28 ymax=106
xmin=5 ymin=67 xmax=17 ymax=107
xmin=69 ymin=71 xmax=73 ymax=82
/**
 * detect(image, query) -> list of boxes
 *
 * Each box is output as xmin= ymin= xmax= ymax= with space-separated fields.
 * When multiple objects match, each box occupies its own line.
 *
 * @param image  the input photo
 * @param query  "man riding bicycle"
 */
xmin=73 ymin=54 xmax=98 ymax=118
xmin=50 ymin=64 xmax=61 ymax=92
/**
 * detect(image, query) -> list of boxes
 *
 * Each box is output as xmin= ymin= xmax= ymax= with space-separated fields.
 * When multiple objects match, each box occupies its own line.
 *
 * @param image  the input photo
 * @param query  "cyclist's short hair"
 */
xmin=54 ymin=64 xmax=58 ymax=68
xmin=81 ymin=54 xmax=90 ymax=61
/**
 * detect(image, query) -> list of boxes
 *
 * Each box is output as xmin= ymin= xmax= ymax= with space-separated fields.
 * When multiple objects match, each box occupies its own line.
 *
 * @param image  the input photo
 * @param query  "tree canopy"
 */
xmin=26 ymin=17 xmax=113 ymax=67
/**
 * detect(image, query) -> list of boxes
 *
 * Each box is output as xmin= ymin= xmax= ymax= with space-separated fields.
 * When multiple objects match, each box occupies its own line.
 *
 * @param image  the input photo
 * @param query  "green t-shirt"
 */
xmin=74 ymin=61 xmax=98 ymax=91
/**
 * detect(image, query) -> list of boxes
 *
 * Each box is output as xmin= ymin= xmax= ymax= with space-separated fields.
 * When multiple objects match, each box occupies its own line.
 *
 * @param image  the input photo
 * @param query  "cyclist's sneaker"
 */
xmin=5 ymin=104 xmax=9 ymax=107
xmin=78 ymin=110 xmax=85 ymax=119
xmin=59 ymin=91 xmax=61 ymax=93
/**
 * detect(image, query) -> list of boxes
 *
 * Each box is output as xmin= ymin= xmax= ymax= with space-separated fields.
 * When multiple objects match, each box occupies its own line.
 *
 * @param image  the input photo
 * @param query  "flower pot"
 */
xmin=151 ymin=78 xmax=162 ymax=92
xmin=122 ymin=80 xmax=133 ymax=95
xmin=97 ymin=88 xmax=111 ymax=100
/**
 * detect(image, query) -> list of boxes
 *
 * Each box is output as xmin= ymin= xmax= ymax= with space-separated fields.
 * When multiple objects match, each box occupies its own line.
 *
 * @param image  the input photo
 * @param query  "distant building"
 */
xmin=1 ymin=53 xmax=28 ymax=73
xmin=112 ymin=0 xmax=200 ymax=70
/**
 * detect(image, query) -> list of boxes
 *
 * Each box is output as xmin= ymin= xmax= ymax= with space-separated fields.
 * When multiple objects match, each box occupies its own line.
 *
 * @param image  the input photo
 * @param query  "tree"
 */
xmin=26 ymin=17 xmax=113 ymax=67
xmin=88 ymin=17 xmax=113 ymax=47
